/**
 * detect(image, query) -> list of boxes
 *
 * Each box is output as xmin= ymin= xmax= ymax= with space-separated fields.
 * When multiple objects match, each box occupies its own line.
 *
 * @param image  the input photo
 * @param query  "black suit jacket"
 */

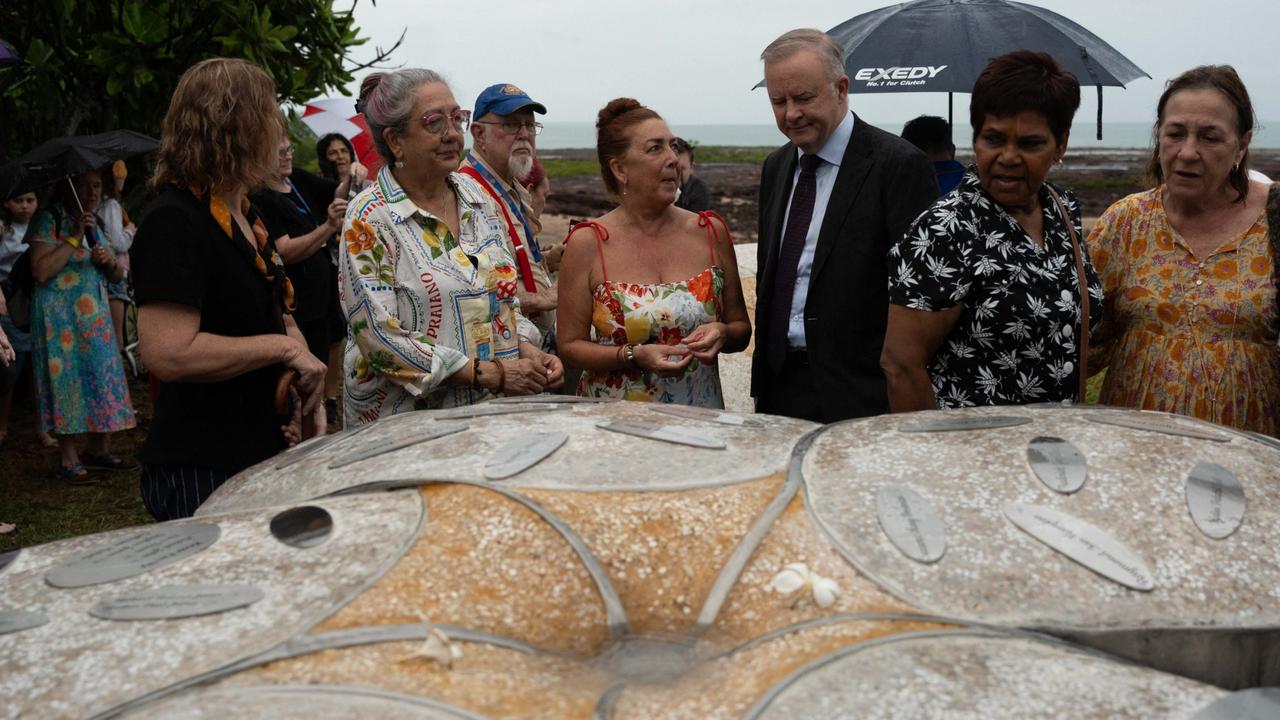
xmin=752 ymin=113 xmax=938 ymax=422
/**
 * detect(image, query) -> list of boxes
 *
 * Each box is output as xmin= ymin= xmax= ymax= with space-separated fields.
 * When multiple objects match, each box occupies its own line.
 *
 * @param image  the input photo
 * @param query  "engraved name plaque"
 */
xmin=900 ymin=415 xmax=1032 ymax=433
xmin=0 ymin=549 xmax=18 ymax=574
xmin=428 ymin=403 xmax=570 ymax=420
xmin=1084 ymin=412 xmax=1230 ymax=442
xmin=270 ymin=506 xmax=334 ymax=548
xmin=0 ymin=608 xmax=49 ymax=636
xmin=875 ymin=485 xmax=946 ymax=563
xmin=275 ymin=423 xmax=377 ymax=470
xmin=1004 ymin=503 xmax=1154 ymax=591
xmin=648 ymin=404 xmax=764 ymax=428
xmin=1186 ymin=461 xmax=1245 ymax=540
xmin=1026 ymin=436 xmax=1087 ymax=494
xmin=490 ymin=394 xmax=614 ymax=405
xmin=484 ymin=431 xmax=569 ymax=479
xmin=596 ymin=421 xmax=726 ymax=449
xmin=1191 ymin=687 xmax=1280 ymax=720
xmin=45 ymin=523 xmax=222 ymax=589
xmin=327 ymin=423 xmax=468 ymax=469
xmin=89 ymin=583 xmax=264 ymax=621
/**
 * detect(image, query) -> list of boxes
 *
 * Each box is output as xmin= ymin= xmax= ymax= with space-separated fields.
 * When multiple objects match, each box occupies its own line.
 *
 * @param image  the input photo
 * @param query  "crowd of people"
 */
xmin=0 ymin=27 xmax=1276 ymax=523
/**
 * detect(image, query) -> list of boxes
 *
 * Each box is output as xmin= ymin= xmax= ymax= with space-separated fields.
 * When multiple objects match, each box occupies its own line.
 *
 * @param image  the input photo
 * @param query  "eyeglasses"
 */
xmin=278 ymin=146 xmax=295 ymax=159
xmin=474 ymin=119 xmax=544 ymax=136
xmin=421 ymin=109 xmax=472 ymax=135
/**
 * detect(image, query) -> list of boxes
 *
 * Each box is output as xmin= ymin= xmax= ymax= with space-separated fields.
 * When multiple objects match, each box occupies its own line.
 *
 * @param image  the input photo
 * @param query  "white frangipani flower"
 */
xmin=768 ymin=562 xmax=840 ymax=608
xmin=398 ymin=621 xmax=463 ymax=667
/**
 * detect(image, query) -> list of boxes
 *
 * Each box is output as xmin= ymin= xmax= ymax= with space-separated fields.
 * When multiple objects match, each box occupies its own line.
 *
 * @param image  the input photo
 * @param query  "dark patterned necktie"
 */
xmin=768 ymin=153 xmax=821 ymax=368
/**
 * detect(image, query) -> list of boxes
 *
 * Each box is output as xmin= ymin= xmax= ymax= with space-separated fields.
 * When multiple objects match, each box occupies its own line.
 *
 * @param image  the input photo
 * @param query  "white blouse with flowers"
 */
xmin=340 ymin=165 xmax=537 ymax=425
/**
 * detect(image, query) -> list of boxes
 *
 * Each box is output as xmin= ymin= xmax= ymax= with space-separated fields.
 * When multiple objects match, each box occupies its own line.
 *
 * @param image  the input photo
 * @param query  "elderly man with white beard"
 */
xmin=460 ymin=84 xmax=558 ymax=350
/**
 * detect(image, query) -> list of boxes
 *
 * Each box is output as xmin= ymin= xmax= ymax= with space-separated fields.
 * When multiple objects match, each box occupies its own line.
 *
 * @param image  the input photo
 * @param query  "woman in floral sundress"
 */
xmin=557 ymin=98 xmax=751 ymax=408
xmin=27 ymin=170 xmax=136 ymax=482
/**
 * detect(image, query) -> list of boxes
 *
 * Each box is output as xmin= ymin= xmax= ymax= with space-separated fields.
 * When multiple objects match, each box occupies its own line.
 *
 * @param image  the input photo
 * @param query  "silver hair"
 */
xmin=760 ymin=28 xmax=846 ymax=81
xmin=360 ymin=68 xmax=447 ymax=162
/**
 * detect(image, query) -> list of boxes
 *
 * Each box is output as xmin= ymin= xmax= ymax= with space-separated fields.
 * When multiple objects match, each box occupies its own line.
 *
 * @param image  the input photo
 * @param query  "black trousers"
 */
xmin=754 ymin=351 xmax=826 ymax=423
xmin=140 ymin=463 xmax=231 ymax=521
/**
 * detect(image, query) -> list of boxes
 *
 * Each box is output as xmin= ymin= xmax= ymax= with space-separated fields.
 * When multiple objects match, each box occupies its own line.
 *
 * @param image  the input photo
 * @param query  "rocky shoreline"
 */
xmin=543 ymin=147 xmax=1280 ymax=244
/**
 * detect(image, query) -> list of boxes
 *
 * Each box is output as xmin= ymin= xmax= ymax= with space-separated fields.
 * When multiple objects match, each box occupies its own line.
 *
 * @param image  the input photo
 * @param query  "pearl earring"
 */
xmin=394 ymin=160 xmax=405 ymax=169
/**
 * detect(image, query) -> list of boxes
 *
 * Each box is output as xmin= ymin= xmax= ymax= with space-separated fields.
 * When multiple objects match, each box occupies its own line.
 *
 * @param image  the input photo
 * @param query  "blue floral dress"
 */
xmin=28 ymin=209 xmax=135 ymax=434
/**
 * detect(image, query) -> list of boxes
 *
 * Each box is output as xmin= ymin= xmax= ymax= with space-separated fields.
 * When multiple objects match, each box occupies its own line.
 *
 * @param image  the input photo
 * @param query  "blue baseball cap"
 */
xmin=473 ymin=83 xmax=547 ymax=119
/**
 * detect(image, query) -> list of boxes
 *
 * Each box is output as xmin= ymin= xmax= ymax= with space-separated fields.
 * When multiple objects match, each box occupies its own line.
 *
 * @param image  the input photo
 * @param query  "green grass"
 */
xmin=541 ymin=158 xmax=601 ymax=179
xmin=1 ymin=375 xmax=155 ymax=551
xmin=1 ymin=467 xmax=152 ymax=550
xmin=692 ymin=147 xmax=772 ymax=165
xmin=541 ymin=146 xmax=772 ymax=179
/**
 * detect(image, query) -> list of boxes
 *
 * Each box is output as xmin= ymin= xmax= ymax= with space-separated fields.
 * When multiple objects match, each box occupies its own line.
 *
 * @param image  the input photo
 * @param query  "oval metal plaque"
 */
xmin=428 ymin=403 xmax=569 ymax=420
xmin=45 ymin=523 xmax=221 ymax=589
xmin=900 ymin=415 xmax=1032 ymax=433
xmin=0 ymin=608 xmax=49 ymax=636
xmin=1083 ymin=412 xmax=1230 ymax=442
xmin=1192 ymin=687 xmax=1280 ymax=720
xmin=1026 ymin=436 xmax=1087 ymax=494
xmin=649 ymin=404 xmax=764 ymax=428
xmin=269 ymin=506 xmax=334 ymax=548
xmin=489 ymin=394 xmax=613 ymax=404
xmin=1004 ymin=503 xmax=1154 ymax=591
xmin=1186 ymin=461 xmax=1245 ymax=540
xmin=275 ymin=423 xmax=379 ymax=469
xmin=88 ymin=583 xmax=265 ymax=621
xmin=596 ymin=420 xmax=726 ymax=449
xmin=327 ymin=422 xmax=468 ymax=469
xmin=875 ymin=485 xmax=946 ymax=563
xmin=484 ymin=431 xmax=569 ymax=480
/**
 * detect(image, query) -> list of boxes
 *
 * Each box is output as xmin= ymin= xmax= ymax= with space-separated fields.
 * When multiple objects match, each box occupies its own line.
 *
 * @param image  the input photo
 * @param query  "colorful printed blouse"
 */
xmin=888 ymin=169 xmax=1102 ymax=407
xmin=340 ymin=166 xmax=536 ymax=424
xmin=574 ymin=213 xmax=728 ymax=408
xmin=1088 ymin=187 xmax=1279 ymax=435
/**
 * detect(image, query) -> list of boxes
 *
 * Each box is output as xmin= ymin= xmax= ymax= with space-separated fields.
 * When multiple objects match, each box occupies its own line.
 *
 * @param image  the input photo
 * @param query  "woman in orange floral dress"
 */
xmin=557 ymin=98 xmax=750 ymax=407
xmin=1088 ymin=65 xmax=1278 ymax=435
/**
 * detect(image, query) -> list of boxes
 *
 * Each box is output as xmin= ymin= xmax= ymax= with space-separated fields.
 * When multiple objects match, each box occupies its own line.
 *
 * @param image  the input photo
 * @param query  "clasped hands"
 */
xmin=629 ymin=322 xmax=727 ymax=378
xmin=477 ymin=343 xmax=564 ymax=395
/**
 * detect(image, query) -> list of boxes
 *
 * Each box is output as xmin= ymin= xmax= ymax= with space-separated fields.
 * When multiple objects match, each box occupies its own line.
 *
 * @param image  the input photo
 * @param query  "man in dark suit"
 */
xmin=752 ymin=29 xmax=938 ymax=423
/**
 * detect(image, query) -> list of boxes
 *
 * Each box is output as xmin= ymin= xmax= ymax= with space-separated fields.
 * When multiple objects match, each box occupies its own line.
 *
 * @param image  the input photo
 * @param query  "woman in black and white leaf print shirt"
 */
xmin=881 ymin=51 xmax=1102 ymax=411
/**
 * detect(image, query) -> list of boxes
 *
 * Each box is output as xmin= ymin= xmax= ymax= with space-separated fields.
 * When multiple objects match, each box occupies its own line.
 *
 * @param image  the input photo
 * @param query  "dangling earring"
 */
xmin=1232 ymin=162 xmax=1240 ymax=173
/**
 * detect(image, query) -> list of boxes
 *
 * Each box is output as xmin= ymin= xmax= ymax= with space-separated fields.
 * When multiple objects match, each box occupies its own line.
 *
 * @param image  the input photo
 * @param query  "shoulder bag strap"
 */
xmin=1045 ymin=185 xmax=1090 ymax=402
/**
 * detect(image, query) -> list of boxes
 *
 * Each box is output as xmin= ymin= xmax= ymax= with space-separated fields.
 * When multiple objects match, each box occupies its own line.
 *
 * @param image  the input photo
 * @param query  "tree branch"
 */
xmin=344 ymin=27 xmax=405 ymax=72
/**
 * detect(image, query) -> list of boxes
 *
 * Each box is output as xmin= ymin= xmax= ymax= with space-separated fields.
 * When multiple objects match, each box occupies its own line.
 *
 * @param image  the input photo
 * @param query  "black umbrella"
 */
xmin=760 ymin=0 xmax=1149 ymax=139
xmin=1 ymin=130 xmax=158 ymax=201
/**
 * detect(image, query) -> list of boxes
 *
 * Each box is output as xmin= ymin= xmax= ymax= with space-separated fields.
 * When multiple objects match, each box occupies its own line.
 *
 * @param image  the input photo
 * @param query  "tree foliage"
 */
xmin=0 ymin=0 xmax=401 ymax=158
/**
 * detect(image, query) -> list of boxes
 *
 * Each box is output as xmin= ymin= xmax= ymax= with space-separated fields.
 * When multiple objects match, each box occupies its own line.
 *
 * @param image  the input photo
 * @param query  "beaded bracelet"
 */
xmin=491 ymin=359 xmax=506 ymax=394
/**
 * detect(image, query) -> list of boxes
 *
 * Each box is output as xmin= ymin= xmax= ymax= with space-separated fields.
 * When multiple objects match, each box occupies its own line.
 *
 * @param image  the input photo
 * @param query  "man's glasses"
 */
xmin=421 ymin=109 xmax=472 ymax=136
xmin=474 ymin=119 xmax=544 ymax=136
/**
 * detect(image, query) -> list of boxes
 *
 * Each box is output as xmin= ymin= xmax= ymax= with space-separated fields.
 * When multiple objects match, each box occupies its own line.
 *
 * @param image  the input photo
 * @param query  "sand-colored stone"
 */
xmin=315 ymin=485 xmax=610 ymax=657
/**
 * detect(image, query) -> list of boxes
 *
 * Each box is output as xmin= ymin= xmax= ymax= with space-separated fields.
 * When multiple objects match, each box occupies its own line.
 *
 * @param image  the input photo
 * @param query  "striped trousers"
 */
xmin=139 ymin=464 xmax=231 ymax=521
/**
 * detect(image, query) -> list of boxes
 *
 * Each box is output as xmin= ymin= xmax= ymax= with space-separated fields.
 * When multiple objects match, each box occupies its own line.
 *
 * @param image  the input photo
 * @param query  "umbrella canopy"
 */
xmin=833 ymin=0 xmax=1147 ymax=95
xmin=301 ymin=99 xmax=383 ymax=176
xmin=758 ymin=0 xmax=1148 ymax=138
xmin=1 ymin=130 xmax=158 ymax=200
xmin=0 ymin=39 xmax=18 ymax=67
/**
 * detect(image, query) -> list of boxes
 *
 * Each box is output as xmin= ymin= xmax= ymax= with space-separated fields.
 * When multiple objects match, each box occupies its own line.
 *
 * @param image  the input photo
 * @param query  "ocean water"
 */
xmin=538 ymin=121 xmax=1280 ymax=151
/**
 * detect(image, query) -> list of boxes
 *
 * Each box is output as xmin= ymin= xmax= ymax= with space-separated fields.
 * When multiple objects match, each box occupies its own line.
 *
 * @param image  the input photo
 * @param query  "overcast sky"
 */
xmin=344 ymin=0 xmax=1278 ymax=127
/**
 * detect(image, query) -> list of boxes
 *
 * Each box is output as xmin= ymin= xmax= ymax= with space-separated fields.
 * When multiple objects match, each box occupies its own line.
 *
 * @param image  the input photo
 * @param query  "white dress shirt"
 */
xmin=780 ymin=111 xmax=854 ymax=349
